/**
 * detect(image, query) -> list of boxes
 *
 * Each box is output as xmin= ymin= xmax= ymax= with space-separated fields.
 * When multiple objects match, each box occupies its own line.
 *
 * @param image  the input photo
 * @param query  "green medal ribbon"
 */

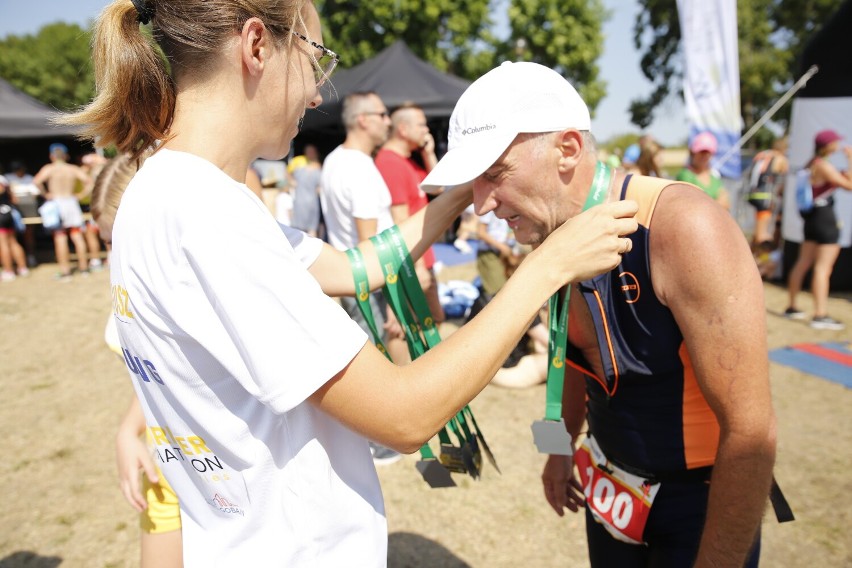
xmin=368 ymin=232 xmax=457 ymax=463
xmin=384 ymin=226 xmax=443 ymax=348
xmin=383 ymin=226 xmax=496 ymax=475
xmin=345 ymin=247 xmax=391 ymax=360
xmin=348 ymin=227 xmax=497 ymax=481
xmin=370 ymin=231 xmax=428 ymax=358
xmin=540 ymin=162 xmax=613 ymax=426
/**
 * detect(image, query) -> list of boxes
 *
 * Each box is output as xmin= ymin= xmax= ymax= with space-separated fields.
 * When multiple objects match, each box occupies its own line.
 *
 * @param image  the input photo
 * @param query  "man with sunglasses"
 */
xmin=320 ymin=91 xmax=402 ymax=465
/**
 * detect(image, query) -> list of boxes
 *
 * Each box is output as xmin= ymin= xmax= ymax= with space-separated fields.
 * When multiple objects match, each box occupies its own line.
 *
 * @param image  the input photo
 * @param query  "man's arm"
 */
xmin=390 ymin=204 xmax=409 ymax=225
xmin=32 ymin=164 xmax=52 ymax=196
xmin=542 ymin=364 xmax=587 ymax=516
xmin=354 ymin=217 xmax=378 ymax=242
xmin=420 ymin=132 xmax=438 ymax=173
xmin=651 ymin=186 xmax=776 ymax=567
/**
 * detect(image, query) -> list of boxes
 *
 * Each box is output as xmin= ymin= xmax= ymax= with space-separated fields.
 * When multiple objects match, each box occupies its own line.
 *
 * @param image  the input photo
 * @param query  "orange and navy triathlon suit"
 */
xmin=567 ymin=174 xmax=760 ymax=567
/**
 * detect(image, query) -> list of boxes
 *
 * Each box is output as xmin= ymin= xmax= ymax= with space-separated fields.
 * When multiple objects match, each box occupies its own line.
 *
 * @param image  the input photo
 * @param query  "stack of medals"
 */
xmin=347 ymin=225 xmax=499 ymax=488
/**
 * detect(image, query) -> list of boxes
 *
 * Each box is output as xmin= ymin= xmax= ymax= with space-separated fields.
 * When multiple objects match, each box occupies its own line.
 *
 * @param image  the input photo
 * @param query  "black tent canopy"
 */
xmin=0 ymin=77 xmax=80 ymax=140
xmin=299 ymin=40 xmax=470 ymax=136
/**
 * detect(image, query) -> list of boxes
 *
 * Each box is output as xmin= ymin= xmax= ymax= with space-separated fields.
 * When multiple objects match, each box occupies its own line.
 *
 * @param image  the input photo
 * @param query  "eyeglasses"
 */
xmin=362 ymin=111 xmax=389 ymax=119
xmin=284 ymin=27 xmax=338 ymax=87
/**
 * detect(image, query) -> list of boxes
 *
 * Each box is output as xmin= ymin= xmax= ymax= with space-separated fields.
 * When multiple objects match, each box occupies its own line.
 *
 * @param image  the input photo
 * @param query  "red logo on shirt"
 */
xmin=618 ymin=272 xmax=640 ymax=304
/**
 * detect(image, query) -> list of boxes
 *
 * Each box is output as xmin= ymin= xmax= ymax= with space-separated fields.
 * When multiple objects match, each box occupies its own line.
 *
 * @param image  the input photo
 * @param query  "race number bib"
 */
xmin=574 ymin=436 xmax=661 ymax=545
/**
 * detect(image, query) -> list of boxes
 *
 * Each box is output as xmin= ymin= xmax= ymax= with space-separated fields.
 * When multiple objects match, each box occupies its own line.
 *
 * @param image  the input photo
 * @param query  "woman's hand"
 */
xmin=531 ymin=200 xmax=639 ymax=288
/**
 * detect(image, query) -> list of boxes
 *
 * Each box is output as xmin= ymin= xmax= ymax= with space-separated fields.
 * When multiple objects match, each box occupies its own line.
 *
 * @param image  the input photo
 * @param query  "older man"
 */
xmin=422 ymin=62 xmax=776 ymax=567
xmin=320 ymin=91 xmax=401 ymax=465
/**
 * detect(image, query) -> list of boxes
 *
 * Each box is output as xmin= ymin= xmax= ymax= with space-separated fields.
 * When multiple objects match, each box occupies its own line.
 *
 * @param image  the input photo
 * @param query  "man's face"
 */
xmin=401 ymin=109 xmax=429 ymax=150
xmin=363 ymin=94 xmax=391 ymax=148
xmin=472 ymin=133 xmax=576 ymax=246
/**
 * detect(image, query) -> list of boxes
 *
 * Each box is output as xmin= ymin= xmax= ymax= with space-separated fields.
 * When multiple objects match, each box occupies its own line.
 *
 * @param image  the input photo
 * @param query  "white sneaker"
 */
xmin=369 ymin=442 xmax=402 ymax=466
xmin=810 ymin=316 xmax=845 ymax=331
xmin=453 ymin=238 xmax=473 ymax=254
xmin=17 ymin=268 xmax=30 ymax=277
xmin=0 ymin=271 xmax=15 ymax=282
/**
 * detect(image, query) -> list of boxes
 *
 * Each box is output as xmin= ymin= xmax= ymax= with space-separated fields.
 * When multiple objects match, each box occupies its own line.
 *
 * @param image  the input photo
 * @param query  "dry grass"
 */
xmin=1 ymin=265 xmax=850 ymax=567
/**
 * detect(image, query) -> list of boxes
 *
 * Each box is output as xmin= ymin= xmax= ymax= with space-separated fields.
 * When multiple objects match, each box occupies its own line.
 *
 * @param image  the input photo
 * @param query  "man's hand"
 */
xmin=542 ymin=453 xmax=585 ymax=516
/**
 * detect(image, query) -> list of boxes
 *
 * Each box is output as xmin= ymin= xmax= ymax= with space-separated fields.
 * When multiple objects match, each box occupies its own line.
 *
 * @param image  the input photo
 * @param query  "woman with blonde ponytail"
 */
xmin=64 ymin=0 xmax=635 ymax=562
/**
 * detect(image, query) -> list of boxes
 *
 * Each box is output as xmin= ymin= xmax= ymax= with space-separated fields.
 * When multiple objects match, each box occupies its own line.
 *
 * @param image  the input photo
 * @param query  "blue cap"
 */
xmin=623 ymin=144 xmax=640 ymax=164
xmin=49 ymin=143 xmax=68 ymax=155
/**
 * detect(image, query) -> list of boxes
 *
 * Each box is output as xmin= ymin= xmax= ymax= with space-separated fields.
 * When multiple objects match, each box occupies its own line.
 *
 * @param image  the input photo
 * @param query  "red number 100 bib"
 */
xmin=574 ymin=436 xmax=661 ymax=545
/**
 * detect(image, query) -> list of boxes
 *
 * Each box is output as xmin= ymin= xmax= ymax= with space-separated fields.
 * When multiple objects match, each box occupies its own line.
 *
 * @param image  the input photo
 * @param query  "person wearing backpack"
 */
xmin=747 ymin=138 xmax=789 ymax=246
xmin=784 ymin=129 xmax=852 ymax=330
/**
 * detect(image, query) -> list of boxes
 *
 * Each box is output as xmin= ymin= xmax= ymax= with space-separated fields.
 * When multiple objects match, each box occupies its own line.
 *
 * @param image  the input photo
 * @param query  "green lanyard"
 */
xmin=345 ymin=247 xmax=391 ymax=360
xmin=348 ymin=228 xmax=498 ymax=480
xmin=370 ymin=231 xmax=428 ymax=358
xmin=382 ymin=226 xmax=498 ymax=476
xmin=543 ymin=161 xmax=613 ymax=421
xmin=384 ymin=226 xmax=443 ymax=348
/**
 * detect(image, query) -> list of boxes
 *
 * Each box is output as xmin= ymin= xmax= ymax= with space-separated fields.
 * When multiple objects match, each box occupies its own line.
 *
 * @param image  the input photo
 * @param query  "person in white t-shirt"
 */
xmin=321 ymin=91 xmax=410 ymax=419
xmin=60 ymin=1 xmax=638 ymax=564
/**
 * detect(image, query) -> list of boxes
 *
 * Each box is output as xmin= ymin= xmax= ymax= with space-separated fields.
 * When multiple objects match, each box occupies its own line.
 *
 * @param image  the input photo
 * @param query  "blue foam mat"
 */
xmin=433 ymin=241 xmax=478 ymax=267
xmin=769 ymin=342 xmax=852 ymax=388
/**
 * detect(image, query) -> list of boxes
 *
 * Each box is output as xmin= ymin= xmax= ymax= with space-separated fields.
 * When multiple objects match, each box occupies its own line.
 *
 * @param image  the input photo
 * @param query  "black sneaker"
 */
xmin=810 ymin=316 xmax=845 ymax=331
xmin=783 ymin=307 xmax=805 ymax=320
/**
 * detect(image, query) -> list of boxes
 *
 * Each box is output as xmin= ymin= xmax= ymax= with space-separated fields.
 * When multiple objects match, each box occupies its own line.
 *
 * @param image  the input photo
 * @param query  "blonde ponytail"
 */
xmin=59 ymin=0 xmax=307 ymax=160
xmin=59 ymin=0 xmax=174 ymax=159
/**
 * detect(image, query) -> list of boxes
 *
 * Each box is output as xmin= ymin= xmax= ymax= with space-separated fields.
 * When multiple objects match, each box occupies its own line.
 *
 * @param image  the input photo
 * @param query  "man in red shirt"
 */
xmin=375 ymin=104 xmax=445 ymax=338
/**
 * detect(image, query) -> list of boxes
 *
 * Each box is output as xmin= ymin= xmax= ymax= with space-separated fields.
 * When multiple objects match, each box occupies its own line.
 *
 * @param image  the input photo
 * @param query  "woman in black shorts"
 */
xmin=784 ymin=129 xmax=852 ymax=330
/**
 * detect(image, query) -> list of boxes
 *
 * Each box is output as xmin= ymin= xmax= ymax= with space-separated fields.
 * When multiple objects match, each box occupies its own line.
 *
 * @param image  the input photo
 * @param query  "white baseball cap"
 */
xmin=421 ymin=61 xmax=590 ymax=191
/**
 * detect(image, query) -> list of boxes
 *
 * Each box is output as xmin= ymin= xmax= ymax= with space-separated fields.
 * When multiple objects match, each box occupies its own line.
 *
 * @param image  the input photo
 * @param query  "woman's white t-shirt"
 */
xmin=110 ymin=149 xmax=384 ymax=565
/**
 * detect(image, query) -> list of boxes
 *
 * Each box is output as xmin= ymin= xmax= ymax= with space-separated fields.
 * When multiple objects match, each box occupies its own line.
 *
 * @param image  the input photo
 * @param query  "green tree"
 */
xmin=630 ymin=0 xmax=838 ymax=142
xmin=506 ymin=0 xmax=608 ymax=113
xmin=0 ymin=22 xmax=94 ymax=111
xmin=317 ymin=0 xmax=495 ymax=77
xmin=317 ymin=0 xmax=608 ymax=112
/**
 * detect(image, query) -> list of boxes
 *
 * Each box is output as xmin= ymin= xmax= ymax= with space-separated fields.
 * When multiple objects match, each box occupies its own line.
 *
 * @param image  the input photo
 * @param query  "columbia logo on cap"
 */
xmin=461 ymin=124 xmax=497 ymax=136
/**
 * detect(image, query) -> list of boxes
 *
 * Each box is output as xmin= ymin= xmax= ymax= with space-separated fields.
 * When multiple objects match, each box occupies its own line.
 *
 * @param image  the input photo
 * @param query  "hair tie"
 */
xmin=130 ymin=0 xmax=155 ymax=25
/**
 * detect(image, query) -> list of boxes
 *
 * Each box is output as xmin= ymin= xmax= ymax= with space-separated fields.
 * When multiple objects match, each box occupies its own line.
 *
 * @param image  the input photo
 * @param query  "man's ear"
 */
xmin=556 ymin=129 xmax=585 ymax=173
xmin=241 ymin=17 xmax=269 ymax=76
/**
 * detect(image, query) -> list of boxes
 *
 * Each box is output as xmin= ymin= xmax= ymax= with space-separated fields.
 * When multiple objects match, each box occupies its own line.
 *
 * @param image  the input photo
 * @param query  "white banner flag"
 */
xmin=677 ymin=0 xmax=742 ymax=178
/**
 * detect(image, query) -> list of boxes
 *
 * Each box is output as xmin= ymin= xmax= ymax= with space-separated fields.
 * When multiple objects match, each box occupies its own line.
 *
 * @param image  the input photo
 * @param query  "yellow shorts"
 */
xmin=140 ymin=467 xmax=182 ymax=534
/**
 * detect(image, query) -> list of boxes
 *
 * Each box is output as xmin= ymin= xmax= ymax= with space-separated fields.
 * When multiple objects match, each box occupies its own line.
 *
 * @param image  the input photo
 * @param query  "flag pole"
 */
xmin=715 ymin=65 xmax=820 ymax=169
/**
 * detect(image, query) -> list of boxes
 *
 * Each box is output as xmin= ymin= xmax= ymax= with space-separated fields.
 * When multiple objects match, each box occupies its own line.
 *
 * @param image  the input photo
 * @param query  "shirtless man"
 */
xmin=422 ymin=62 xmax=776 ymax=567
xmin=33 ymin=143 xmax=91 ymax=279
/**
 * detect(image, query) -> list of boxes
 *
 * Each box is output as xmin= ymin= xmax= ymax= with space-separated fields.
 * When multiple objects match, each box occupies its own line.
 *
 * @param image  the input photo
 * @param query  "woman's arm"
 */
xmin=814 ymin=147 xmax=852 ymax=191
xmin=308 ymin=182 xmax=472 ymax=296
xmin=309 ymin=200 xmax=639 ymax=453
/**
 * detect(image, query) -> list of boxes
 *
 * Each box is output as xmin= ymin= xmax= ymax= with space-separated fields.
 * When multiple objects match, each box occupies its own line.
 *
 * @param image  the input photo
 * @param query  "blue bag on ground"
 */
xmin=11 ymin=208 xmax=25 ymax=233
xmin=38 ymin=200 xmax=61 ymax=230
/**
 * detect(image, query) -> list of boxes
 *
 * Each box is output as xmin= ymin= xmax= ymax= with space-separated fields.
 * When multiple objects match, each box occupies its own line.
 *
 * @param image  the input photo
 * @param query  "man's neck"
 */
xmin=382 ymin=137 xmax=411 ymax=158
xmin=342 ymin=131 xmax=377 ymax=156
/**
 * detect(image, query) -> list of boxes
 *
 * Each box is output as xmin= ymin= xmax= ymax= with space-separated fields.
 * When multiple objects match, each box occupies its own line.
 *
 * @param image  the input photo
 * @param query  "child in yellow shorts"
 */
xmin=96 ymin=154 xmax=183 ymax=568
